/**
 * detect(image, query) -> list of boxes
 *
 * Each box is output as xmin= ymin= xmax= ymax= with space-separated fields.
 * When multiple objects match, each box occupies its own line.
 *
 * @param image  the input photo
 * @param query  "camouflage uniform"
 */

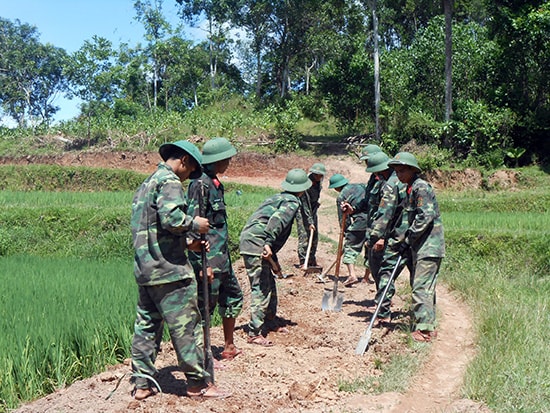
xmin=402 ymin=176 xmax=445 ymax=331
xmin=336 ymin=183 xmax=368 ymax=265
xmin=368 ymin=172 xmax=409 ymax=318
xmin=130 ymin=162 xmax=210 ymax=390
xmin=187 ymin=171 xmax=243 ymax=322
xmin=295 ymin=176 xmax=320 ymax=265
xmin=239 ymin=192 xmax=302 ymax=337
xmin=356 ymin=174 xmax=378 ymax=270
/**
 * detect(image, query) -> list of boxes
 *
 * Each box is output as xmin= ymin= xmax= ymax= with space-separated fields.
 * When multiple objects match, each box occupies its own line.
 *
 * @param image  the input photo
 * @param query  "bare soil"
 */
xmin=10 ymin=151 xmax=492 ymax=413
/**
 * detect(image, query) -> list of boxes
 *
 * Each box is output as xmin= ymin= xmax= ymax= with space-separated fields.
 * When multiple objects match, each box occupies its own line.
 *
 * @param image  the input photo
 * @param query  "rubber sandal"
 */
xmin=132 ymin=387 xmax=156 ymax=400
xmin=220 ymin=348 xmax=242 ymax=360
xmin=271 ymin=326 xmax=289 ymax=334
xmin=247 ymin=335 xmax=274 ymax=347
xmin=343 ymin=276 xmax=359 ymax=287
xmin=187 ymin=383 xmax=232 ymax=399
xmin=411 ymin=330 xmax=436 ymax=342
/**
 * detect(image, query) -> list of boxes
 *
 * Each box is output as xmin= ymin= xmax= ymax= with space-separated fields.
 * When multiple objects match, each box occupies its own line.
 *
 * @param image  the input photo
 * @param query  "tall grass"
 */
xmin=0 ymin=256 xmax=135 ymax=410
xmin=442 ymin=189 xmax=550 ymax=412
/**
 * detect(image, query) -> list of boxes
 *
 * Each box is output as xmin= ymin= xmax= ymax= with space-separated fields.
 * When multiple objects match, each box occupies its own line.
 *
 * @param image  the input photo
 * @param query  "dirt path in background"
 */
xmin=11 ymin=151 xmax=489 ymax=413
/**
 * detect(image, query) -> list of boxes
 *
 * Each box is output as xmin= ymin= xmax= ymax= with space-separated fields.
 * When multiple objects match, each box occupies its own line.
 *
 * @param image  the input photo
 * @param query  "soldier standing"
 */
xmin=187 ymin=137 xmax=244 ymax=362
xmin=295 ymin=162 xmax=326 ymax=268
xmin=130 ymin=140 xmax=230 ymax=400
xmin=328 ymin=174 xmax=368 ymax=287
xmin=388 ymin=152 xmax=445 ymax=342
xmin=239 ymin=169 xmax=312 ymax=346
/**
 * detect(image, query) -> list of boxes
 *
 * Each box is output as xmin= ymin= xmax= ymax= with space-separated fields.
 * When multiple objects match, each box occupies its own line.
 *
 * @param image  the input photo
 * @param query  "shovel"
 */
xmin=266 ymin=256 xmax=293 ymax=279
xmin=316 ymin=258 xmax=336 ymax=283
xmin=303 ymin=227 xmax=322 ymax=275
xmin=321 ymin=212 xmax=347 ymax=312
xmin=355 ymin=255 xmax=403 ymax=355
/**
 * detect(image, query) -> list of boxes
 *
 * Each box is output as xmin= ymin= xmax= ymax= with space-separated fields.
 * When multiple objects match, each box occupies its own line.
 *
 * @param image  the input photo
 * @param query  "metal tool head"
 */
xmin=321 ymin=288 xmax=344 ymax=312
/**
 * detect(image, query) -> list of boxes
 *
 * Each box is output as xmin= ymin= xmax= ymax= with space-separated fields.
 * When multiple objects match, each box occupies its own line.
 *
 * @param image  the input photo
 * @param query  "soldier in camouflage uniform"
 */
xmin=294 ymin=163 xmax=326 ymax=267
xmin=328 ymin=174 xmax=368 ymax=287
xmin=130 ymin=140 xmax=230 ymax=400
xmin=388 ymin=152 xmax=445 ymax=342
xmin=187 ymin=138 xmax=244 ymax=362
xmin=366 ymin=153 xmax=409 ymax=325
xmin=239 ymin=169 xmax=312 ymax=346
xmin=358 ymin=144 xmax=382 ymax=283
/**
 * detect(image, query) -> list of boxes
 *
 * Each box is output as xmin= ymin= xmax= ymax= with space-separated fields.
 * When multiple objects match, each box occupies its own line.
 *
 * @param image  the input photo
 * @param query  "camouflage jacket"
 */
xmin=355 ymin=174 xmax=378 ymax=215
xmin=404 ymin=176 xmax=446 ymax=259
xmin=131 ymin=162 xmax=199 ymax=286
xmin=337 ymin=183 xmax=368 ymax=231
xmin=369 ymin=172 xmax=408 ymax=247
xmin=239 ymin=192 xmax=302 ymax=256
xmin=298 ymin=177 xmax=321 ymax=226
xmin=186 ymin=172 xmax=231 ymax=274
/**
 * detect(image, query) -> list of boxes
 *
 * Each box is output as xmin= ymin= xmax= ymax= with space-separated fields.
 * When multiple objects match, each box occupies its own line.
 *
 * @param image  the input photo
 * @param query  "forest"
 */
xmin=1 ymin=0 xmax=549 ymax=166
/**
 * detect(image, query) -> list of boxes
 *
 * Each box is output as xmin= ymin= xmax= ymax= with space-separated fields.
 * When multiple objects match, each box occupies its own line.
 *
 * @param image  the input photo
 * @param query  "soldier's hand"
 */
xmin=207 ymin=266 xmax=214 ymax=283
xmin=373 ymin=239 xmax=385 ymax=252
xmin=341 ymin=202 xmax=354 ymax=214
xmin=262 ymin=245 xmax=273 ymax=259
xmin=194 ymin=216 xmax=210 ymax=234
xmin=309 ymin=224 xmax=316 ymax=232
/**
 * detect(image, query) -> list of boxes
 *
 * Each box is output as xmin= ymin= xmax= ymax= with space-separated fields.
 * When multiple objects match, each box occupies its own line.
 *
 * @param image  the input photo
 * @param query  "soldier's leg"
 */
xmin=153 ymin=279 xmax=210 ymax=387
xmin=309 ymin=214 xmax=319 ymax=266
xmin=243 ymin=255 xmax=275 ymax=337
xmin=343 ymin=230 xmax=365 ymax=285
xmin=367 ymin=246 xmax=384 ymax=289
xmin=411 ymin=257 xmax=441 ymax=332
xmin=131 ymin=285 xmax=165 ymax=391
xmin=296 ymin=209 xmax=308 ymax=265
xmin=374 ymin=250 xmax=407 ymax=319
xmin=218 ymin=269 xmax=244 ymax=358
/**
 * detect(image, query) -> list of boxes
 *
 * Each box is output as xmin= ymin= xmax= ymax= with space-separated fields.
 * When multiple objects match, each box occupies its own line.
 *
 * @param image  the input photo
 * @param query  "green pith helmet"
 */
xmin=359 ymin=144 xmax=382 ymax=160
xmin=387 ymin=151 xmax=422 ymax=172
xmin=281 ymin=168 xmax=312 ymax=192
xmin=159 ymin=140 xmax=203 ymax=179
xmin=309 ymin=162 xmax=326 ymax=176
xmin=201 ymin=137 xmax=237 ymax=164
xmin=328 ymin=173 xmax=349 ymax=189
xmin=365 ymin=151 xmax=390 ymax=173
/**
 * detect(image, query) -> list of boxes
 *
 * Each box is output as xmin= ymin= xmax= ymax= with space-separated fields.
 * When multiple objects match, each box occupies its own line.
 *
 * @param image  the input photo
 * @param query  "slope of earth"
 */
xmin=10 ymin=151 xmax=490 ymax=413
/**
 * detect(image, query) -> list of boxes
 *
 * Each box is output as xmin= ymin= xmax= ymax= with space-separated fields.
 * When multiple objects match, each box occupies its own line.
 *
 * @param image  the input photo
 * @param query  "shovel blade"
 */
xmin=321 ymin=289 xmax=344 ymax=312
xmin=355 ymin=329 xmax=372 ymax=355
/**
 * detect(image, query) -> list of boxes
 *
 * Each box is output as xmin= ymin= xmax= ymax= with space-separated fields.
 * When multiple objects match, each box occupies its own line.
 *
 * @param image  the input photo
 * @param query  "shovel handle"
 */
xmin=333 ymin=212 xmax=348 ymax=290
xmin=266 ymin=256 xmax=282 ymax=276
xmin=302 ymin=227 xmax=315 ymax=270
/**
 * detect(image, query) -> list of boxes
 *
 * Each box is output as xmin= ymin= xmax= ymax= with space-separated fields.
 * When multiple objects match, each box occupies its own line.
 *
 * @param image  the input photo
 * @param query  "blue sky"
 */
xmin=1 ymin=0 xmax=205 ymax=122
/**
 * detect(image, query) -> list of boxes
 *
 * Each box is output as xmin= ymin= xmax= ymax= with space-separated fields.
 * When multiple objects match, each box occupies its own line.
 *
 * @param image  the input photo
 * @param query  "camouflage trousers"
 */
xmin=367 ymin=244 xmax=385 ymax=289
xmin=131 ymin=279 xmax=210 ymax=389
xmin=196 ymin=269 xmax=244 ymax=319
xmin=296 ymin=208 xmax=319 ymax=265
xmin=343 ymin=229 xmax=366 ymax=265
xmin=410 ymin=257 xmax=442 ymax=331
xmin=242 ymin=254 xmax=278 ymax=337
xmin=374 ymin=248 xmax=410 ymax=319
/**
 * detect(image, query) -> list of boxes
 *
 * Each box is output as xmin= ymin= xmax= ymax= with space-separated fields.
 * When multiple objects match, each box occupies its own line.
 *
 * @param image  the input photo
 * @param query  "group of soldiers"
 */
xmin=127 ymin=137 xmax=445 ymax=401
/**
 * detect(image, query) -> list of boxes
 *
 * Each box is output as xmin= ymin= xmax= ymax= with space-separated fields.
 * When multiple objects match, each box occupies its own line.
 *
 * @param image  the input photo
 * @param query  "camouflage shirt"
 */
xmin=239 ymin=192 xmax=302 ymax=256
xmin=369 ymin=172 xmax=408 ymax=246
xmin=131 ymin=162 xmax=199 ymax=286
xmin=298 ymin=177 xmax=320 ymax=226
xmin=404 ymin=176 xmax=445 ymax=259
xmin=337 ymin=183 xmax=368 ymax=231
xmin=186 ymin=171 xmax=231 ymax=274
xmin=355 ymin=173 xmax=378 ymax=215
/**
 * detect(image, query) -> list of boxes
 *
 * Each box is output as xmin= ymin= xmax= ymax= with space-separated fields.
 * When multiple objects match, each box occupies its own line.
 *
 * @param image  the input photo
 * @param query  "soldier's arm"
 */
xmin=405 ymin=184 xmax=438 ymax=245
xmin=264 ymin=200 xmax=299 ymax=246
xmin=157 ymin=179 xmax=198 ymax=234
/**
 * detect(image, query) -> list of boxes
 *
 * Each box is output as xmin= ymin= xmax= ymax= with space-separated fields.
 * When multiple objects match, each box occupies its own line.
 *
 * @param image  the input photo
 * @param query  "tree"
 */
xmin=0 ymin=18 xmax=68 ymax=126
xmin=64 ymin=36 xmax=120 ymax=135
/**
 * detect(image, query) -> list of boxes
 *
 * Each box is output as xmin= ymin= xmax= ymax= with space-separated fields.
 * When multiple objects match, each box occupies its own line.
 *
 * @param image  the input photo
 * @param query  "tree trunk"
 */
xmin=372 ymin=0 xmax=381 ymax=141
xmin=444 ymin=0 xmax=453 ymax=122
